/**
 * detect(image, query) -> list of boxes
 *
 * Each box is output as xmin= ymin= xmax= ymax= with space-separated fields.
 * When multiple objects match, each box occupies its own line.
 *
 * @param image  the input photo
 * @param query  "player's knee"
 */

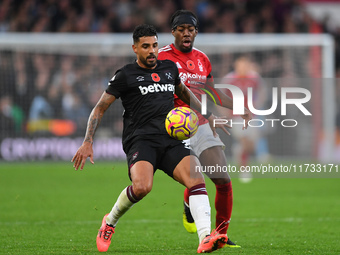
xmin=185 ymin=177 xmax=205 ymax=190
xmin=133 ymin=183 xmax=152 ymax=199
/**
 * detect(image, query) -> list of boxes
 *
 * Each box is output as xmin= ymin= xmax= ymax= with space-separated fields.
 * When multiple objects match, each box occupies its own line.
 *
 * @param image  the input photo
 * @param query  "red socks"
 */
xmin=184 ymin=182 xmax=233 ymax=234
xmin=215 ymin=182 xmax=233 ymax=234
xmin=241 ymin=151 xmax=249 ymax=167
xmin=184 ymin=187 xmax=190 ymax=204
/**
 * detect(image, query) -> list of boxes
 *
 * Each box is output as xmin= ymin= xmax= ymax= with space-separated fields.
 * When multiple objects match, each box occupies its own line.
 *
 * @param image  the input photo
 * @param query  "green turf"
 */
xmin=0 ymin=161 xmax=339 ymax=254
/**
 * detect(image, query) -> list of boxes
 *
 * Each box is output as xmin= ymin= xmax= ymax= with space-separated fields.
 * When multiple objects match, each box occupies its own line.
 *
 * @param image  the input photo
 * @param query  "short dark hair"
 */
xmin=133 ymin=24 xmax=158 ymax=44
xmin=170 ymin=10 xmax=199 ymax=30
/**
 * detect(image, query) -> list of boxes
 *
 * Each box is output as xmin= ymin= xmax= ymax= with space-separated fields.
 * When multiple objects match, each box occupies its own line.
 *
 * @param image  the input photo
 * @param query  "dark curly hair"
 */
xmin=133 ymin=24 xmax=158 ymax=44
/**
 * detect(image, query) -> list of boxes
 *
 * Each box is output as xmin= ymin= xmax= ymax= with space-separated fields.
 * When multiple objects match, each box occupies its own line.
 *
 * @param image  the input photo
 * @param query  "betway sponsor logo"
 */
xmin=179 ymin=72 xmax=206 ymax=84
xmin=139 ymin=83 xmax=175 ymax=95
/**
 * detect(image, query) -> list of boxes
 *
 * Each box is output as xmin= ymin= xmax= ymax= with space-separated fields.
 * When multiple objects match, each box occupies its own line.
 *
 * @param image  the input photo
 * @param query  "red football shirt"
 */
xmin=158 ymin=44 xmax=212 ymax=125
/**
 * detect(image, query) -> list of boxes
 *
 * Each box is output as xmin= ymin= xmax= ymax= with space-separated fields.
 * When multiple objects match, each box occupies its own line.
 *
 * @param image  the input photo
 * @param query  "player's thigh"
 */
xmin=130 ymin=161 xmax=154 ymax=198
xmin=172 ymin=155 xmax=205 ymax=189
xmin=158 ymin=137 xmax=203 ymax=188
xmin=126 ymin=140 xmax=157 ymax=197
xmin=199 ymin=146 xmax=231 ymax=183
xmin=126 ymin=139 xmax=157 ymax=178
xmin=159 ymin=138 xmax=192 ymax=178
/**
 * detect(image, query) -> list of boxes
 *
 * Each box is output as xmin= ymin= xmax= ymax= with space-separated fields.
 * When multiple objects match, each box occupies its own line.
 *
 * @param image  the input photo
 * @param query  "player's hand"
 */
xmin=207 ymin=114 xmax=231 ymax=137
xmin=241 ymin=108 xmax=252 ymax=130
xmin=71 ymin=142 xmax=94 ymax=170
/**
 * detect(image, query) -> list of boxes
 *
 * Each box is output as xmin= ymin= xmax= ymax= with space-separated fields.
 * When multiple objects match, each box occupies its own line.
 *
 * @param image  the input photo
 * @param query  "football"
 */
xmin=165 ymin=107 xmax=199 ymax=140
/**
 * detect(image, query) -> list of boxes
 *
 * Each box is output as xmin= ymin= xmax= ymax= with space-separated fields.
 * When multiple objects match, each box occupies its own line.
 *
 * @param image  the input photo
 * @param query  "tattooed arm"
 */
xmin=72 ymin=92 xmax=116 ymax=170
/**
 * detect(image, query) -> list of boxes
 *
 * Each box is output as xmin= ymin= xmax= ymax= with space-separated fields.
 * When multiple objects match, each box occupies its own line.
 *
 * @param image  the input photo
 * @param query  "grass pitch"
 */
xmin=0 ymin=161 xmax=339 ymax=254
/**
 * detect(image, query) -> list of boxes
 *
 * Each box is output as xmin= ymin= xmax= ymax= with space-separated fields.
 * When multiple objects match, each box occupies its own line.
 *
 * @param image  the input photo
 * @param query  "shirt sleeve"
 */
xmin=158 ymin=51 xmax=166 ymax=60
xmin=173 ymin=62 xmax=181 ymax=86
xmin=106 ymin=69 xmax=126 ymax=98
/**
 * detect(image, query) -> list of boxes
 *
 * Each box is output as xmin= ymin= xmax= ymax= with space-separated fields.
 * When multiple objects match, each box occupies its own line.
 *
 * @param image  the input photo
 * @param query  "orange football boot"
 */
xmin=197 ymin=229 xmax=228 ymax=253
xmin=96 ymin=214 xmax=115 ymax=252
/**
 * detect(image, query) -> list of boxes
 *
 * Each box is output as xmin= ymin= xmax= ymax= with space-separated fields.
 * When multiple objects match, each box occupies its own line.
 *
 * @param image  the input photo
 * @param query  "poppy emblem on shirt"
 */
xmin=186 ymin=60 xmax=195 ymax=70
xmin=151 ymin=73 xmax=160 ymax=82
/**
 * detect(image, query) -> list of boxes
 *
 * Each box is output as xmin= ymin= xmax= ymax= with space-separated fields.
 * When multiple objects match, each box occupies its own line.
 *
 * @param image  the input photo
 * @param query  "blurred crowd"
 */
xmin=1 ymin=0 xmax=339 ymax=73
xmin=0 ymin=0 xmax=337 ymax=35
xmin=0 ymin=0 xmax=340 ymax=138
xmin=0 ymin=50 xmax=127 ymax=138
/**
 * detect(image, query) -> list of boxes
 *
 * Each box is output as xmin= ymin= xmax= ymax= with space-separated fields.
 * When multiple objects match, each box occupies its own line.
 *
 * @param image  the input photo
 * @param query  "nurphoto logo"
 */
xmin=201 ymin=84 xmax=312 ymax=128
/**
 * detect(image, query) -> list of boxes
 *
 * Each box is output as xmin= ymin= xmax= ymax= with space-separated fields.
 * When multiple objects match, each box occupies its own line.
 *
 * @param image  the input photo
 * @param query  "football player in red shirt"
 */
xmin=159 ymin=10 xmax=251 ymax=247
xmin=222 ymin=56 xmax=269 ymax=182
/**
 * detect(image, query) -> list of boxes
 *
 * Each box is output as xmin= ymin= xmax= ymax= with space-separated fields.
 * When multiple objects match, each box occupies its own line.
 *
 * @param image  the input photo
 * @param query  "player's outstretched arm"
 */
xmin=72 ymin=92 xmax=116 ymax=170
xmin=175 ymin=82 xmax=230 ymax=137
xmin=175 ymin=82 xmax=202 ymax=111
xmin=215 ymin=88 xmax=252 ymax=129
xmin=215 ymin=88 xmax=234 ymax=110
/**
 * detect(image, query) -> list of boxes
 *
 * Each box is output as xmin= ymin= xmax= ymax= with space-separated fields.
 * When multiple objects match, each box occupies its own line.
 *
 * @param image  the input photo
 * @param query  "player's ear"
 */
xmin=132 ymin=44 xmax=137 ymax=54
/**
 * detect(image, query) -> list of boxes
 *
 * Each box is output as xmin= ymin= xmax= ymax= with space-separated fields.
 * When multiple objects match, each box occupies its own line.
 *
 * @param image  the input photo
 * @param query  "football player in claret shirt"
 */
xmin=72 ymin=24 xmax=229 ymax=253
xmin=158 ymin=10 xmax=252 ymax=247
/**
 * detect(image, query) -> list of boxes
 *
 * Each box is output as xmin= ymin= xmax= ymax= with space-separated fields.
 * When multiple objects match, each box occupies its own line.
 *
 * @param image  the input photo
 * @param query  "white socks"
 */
xmin=105 ymin=185 xmax=212 ymax=244
xmin=189 ymin=194 xmax=211 ymax=243
xmin=106 ymin=187 xmax=135 ymax=227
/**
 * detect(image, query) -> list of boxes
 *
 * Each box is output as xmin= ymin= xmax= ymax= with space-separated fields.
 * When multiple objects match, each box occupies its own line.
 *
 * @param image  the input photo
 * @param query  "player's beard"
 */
xmin=180 ymin=45 xmax=192 ymax=53
xmin=140 ymin=54 xmax=157 ymax=68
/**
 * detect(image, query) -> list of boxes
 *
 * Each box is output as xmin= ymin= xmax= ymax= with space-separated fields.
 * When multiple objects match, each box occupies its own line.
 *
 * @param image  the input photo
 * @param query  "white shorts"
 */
xmin=184 ymin=123 xmax=225 ymax=157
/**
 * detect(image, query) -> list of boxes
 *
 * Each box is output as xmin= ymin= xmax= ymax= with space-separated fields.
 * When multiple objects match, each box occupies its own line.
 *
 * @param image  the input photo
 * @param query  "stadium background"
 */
xmin=0 ymin=0 xmax=339 ymax=162
xmin=0 ymin=1 xmax=339 ymax=254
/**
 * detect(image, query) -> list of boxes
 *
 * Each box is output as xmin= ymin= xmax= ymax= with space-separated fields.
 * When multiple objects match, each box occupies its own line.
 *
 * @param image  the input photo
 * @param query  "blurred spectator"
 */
xmin=28 ymin=95 xmax=54 ymax=120
xmin=51 ymin=56 xmax=77 ymax=113
xmin=0 ymin=95 xmax=15 ymax=138
xmin=62 ymin=92 xmax=90 ymax=133
xmin=28 ymin=54 xmax=56 ymax=121
xmin=13 ymin=52 xmax=30 ymax=115
xmin=0 ymin=95 xmax=24 ymax=137
xmin=0 ymin=51 xmax=16 ymax=98
xmin=0 ymin=0 xmax=11 ymax=32
xmin=221 ymin=56 xmax=270 ymax=182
